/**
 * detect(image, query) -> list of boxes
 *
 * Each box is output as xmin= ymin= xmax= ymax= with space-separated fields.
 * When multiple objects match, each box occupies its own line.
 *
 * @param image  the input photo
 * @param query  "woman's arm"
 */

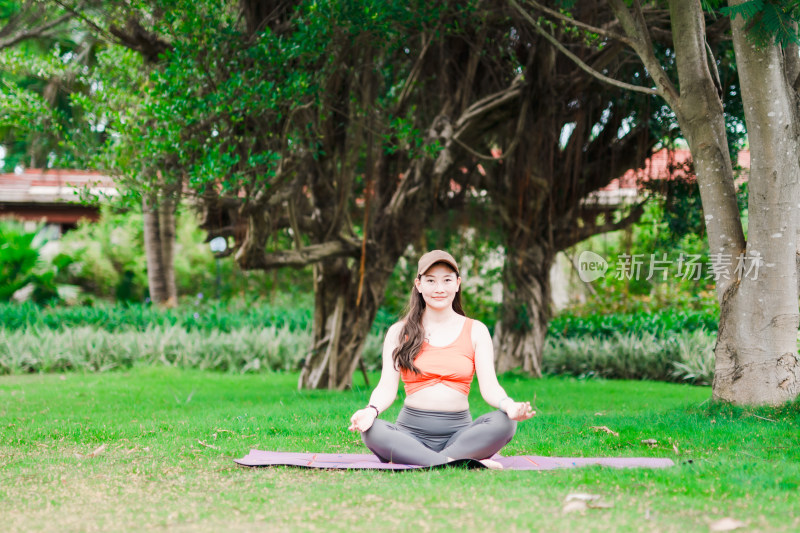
xmin=473 ymin=320 xmax=535 ymax=422
xmin=348 ymin=322 xmax=402 ymax=432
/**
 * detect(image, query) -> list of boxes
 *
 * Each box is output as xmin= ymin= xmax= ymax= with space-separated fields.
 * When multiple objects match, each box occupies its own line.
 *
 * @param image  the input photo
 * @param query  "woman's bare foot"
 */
xmin=478 ymin=458 xmax=503 ymax=470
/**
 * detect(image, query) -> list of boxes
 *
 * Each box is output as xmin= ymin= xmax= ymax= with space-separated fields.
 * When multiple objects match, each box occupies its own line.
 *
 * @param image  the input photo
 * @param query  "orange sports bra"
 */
xmin=400 ymin=318 xmax=476 ymax=396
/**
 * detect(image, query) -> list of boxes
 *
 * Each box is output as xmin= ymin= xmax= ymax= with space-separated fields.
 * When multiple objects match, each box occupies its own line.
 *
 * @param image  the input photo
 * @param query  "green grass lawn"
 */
xmin=1 ymin=367 xmax=798 ymax=532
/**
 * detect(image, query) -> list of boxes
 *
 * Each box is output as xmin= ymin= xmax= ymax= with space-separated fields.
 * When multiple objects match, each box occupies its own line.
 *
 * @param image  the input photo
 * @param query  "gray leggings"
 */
xmin=361 ymin=405 xmax=517 ymax=466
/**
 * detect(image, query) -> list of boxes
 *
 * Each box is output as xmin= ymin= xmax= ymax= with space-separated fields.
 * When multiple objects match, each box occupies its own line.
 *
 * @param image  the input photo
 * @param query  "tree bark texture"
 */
xmin=712 ymin=2 xmax=800 ymax=404
xmin=666 ymin=0 xmax=746 ymax=301
xmin=495 ymin=240 xmax=554 ymax=376
xmin=142 ymin=193 xmax=177 ymax=307
xmin=299 ymin=253 xmax=400 ymax=390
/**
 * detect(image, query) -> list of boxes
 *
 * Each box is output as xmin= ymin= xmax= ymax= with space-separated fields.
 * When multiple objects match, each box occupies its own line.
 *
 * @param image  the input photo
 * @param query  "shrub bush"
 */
xmin=543 ymin=329 xmax=716 ymax=385
xmin=0 ymin=220 xmax=63 ymax=304
xmin=0 ymin=325 xmax=312 ymax=374
xmin=0 ymin=298 xmax=313 ymax=332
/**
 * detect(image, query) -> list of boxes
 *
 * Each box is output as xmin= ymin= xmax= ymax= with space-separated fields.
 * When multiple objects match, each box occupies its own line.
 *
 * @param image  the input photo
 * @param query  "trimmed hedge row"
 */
xmin=548 ymin=308 xmax=718 ymax=339
xmin=0 ymin=300 xmax=312 ymax=333
xmin=0 ymin=326 xmax=311 ymax=374
xmin=543 ymin=329 xmax=715 ymax=385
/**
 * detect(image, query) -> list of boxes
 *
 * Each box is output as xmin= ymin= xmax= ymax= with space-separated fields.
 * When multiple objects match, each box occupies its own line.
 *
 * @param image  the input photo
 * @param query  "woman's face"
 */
xmin=414 ymin=263 xmax=461 ymax=311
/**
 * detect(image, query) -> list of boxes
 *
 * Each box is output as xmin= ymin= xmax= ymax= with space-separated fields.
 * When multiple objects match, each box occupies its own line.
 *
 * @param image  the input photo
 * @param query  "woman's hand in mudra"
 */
xmin=505 ymin=401 xmax=536 ymax=421
xmin=348 ymin=408 xmax=378 ymax=432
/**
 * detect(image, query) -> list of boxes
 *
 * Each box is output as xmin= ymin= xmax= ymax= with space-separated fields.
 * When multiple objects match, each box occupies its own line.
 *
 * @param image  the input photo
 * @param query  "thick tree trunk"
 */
xmin=142 ymin=193 xmax=177 ymax=307
xmin=667 ymin=0 xmax=746 ymax=298
xmin=712 ymin=5 xmax=800 ymax=404
xmin=157 ymin=195 xmax=177 ymax=304
xmin=494 ymin=240 xmax=554 ymax=376
xmin=298 ymin=251 xmax=399 ymax=390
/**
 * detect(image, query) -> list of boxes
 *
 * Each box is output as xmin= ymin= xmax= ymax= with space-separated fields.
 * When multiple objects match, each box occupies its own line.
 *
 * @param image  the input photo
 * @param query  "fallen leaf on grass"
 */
xmin=641 ymin=439 xmax=658 ymax=446
xmin=709 ymin=517 xmax=747 ymax=532
xmin=75 ymin=444 xmax=107 ymax=459
xmin=212 ymin=428 xmax=236 ymax=440
xmin=87 ymin=444 xmax=107 ymax=458
xmin=563 ymin=500 xmax=589 ymax=514
xmin=589 ymin=426 xmax=619 ymax=437
xmin=565 ymin=493 xmax=599 ymax=501
xmin=588 ymin=500 xmax=614 ymax=509
xmin=562 ymin=493 xmax=613 ymax=513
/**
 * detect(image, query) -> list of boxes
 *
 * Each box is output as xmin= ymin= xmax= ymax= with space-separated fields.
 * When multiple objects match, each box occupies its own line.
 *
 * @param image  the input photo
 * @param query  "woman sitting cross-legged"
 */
xmin=348 ymin=250 xmax=535 ymax=469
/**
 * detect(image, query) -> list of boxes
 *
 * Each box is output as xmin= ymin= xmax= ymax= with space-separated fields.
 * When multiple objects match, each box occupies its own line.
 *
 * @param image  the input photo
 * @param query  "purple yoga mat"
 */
xmin=234 ymin=449 xmax=675 ymax=470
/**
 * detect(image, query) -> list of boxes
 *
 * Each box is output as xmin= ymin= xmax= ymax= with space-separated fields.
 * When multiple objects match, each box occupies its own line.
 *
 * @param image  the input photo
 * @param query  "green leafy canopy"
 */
xmin=720 ymin=0 xmax=800 ymax=48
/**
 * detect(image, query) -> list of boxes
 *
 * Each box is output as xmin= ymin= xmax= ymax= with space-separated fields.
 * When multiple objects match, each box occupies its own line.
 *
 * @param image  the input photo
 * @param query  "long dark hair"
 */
xmin=392 ymin=263 xmax=465 ymax=373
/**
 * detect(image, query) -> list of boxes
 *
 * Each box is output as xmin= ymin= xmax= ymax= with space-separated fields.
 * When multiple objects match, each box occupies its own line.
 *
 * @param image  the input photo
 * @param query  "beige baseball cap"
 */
xmin=417 ymin=250 xmax=460 ymax=276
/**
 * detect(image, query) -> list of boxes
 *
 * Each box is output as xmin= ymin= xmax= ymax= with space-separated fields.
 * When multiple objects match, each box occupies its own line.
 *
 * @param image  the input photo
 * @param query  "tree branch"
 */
xmin=394 ymin=32 xmax=434 ymax=114
xmin=786 ymin=41 xmax=800 ymax=94
xmin=555 ymin=200 xmax=648 ymax=250
xmin=705 ymin=37 xmax=723 ymax=99
xmin=388 ymin=77 xmax=525 ymax=216
xmin=454 ymin=74 xmax=525 ymax=135
xmin=509 ymin=0 xmax=658 ymax=96
xmin=520 ymin=0 xmax=633 ymax=47
xmin=452 ymin=137 xmax=500 ymax=161
xmin=53 ymin=1 xmax=170 ymax=62
xmin=250 ymin=155 xmax=299 ymax=208
xmin=386 ymin=114 xmax=452 ymax=216
xmin=0 ymin=10 xmax=75 ymax=50
xmin=606 ymin=0 xmax=678 ymax=103
xmin=108 ymin=18 xmax=170 ymax=63
xmin=236 ymin=239 xmax=361 ymax=270
xmin=453 ymin=85 xmax=530 ymax=163
xmin=51 ymin=0 xmax=118 ymax=44
xmin=0 ymin=0 xmax=32 ymax=40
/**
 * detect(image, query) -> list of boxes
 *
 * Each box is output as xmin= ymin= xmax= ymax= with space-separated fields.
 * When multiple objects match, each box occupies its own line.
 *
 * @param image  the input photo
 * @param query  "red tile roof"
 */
xmin=0 ymin=169 xmax=116 ymax=203
xmin=601 ymin=148 xmax=750 ymax=191
xmin=584 ymin=148 xmax=750 ymax=206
